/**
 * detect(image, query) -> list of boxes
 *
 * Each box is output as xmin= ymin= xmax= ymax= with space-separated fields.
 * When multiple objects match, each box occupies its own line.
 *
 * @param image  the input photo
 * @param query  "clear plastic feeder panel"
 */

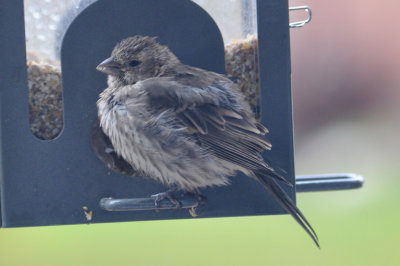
xmin=192 ymin=0 xmax=261 ymax=118
xmin=23 ymin=0 xmax=77 ymax=140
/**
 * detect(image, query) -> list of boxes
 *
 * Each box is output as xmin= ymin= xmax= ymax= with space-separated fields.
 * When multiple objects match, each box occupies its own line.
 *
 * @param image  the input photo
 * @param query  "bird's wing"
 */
xmin=144 ymin=77 xmax=319 ymax=247
xmin=143 ymin=77 xmax=289 ymax=185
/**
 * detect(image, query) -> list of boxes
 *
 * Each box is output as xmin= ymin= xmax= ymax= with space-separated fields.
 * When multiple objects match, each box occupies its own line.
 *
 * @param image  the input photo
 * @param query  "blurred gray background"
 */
xmin=289 ymin=0 xmax=400 ymax=178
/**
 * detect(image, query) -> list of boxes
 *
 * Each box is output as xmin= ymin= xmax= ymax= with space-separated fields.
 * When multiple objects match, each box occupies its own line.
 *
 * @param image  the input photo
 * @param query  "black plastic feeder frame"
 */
xmin=0 ymin=0 xmax=363 ymax=227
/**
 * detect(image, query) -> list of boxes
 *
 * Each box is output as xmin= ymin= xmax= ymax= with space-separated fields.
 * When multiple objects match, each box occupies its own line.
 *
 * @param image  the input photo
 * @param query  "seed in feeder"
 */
xmin=225 ymin=34 xmax=260 ymax=118
xmin=27 ymin=59 xmax=63 ymax=140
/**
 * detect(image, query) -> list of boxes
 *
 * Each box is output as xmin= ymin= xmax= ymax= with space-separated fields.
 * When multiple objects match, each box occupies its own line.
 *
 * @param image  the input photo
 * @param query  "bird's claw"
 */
xmin=150 ymin=190 xmax=207 ymax=216
xmin=186 ymin=192 xmax=207 ymax=217
xmin=151 ymin=189 xmax=182 ymax=209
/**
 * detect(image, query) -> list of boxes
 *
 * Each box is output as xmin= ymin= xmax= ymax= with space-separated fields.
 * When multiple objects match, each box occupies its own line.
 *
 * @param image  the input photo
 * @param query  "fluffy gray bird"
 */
xmin=96 ymin=35 xmax=319 ymax=247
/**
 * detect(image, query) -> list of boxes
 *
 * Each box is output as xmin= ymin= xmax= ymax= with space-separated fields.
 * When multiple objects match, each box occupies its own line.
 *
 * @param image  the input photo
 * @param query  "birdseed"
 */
xmin=225 ymin=34 xmax=260 ymax=118
xmin=27 ymin=60 xmax=63 ymax=140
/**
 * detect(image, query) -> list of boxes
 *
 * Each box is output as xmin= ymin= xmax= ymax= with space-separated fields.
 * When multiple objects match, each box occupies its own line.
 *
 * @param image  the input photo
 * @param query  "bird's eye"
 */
xmin=129 ymin=60 xmax=141 ymax=67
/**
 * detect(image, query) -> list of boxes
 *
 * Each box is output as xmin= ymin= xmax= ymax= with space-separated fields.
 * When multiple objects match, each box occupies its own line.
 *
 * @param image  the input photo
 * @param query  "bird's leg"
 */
xmin=193 ymin=191 xmax=207 ymax=206
xmin=151 ymin=187 xmax=182 ymax=209
xmin=186 ymin=190 xmax=207 ymax=217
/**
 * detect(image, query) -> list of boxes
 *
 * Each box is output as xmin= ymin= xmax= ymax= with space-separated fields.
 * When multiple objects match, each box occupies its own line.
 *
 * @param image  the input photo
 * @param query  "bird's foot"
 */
xmin=186 ymin=191 xmax=207 ymax=217
xmin=151 ymin=188 xmax=182 ymax=209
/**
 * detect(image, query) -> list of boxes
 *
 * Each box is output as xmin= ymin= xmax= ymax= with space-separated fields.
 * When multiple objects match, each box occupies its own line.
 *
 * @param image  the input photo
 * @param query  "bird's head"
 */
xmin=97 ymin=35 xmax=179 ymax=86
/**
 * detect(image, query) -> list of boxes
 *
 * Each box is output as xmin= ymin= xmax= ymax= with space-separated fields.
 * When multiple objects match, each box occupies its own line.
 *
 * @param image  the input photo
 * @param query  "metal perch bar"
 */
xmin=296 ymin=173 xmax=364 ymax=192
xmin=100 ymin=173 xmax=364 ymax=211
xmin=100 ymin=194 xmax=199 ymax=211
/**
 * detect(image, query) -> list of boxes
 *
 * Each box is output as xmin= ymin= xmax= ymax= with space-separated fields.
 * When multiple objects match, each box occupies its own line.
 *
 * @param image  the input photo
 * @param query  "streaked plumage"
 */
xmin=96 ymin=36 xmax=319 ymax=247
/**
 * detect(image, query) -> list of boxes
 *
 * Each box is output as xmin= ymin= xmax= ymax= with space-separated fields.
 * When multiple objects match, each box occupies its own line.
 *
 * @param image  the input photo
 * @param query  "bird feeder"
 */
xmin=0 ymin=0 xmax=363 ymax=227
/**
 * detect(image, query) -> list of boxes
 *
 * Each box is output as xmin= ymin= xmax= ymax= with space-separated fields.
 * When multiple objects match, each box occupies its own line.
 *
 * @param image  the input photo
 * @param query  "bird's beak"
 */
xmin=96 ymin=56 xmax=121 ymax=76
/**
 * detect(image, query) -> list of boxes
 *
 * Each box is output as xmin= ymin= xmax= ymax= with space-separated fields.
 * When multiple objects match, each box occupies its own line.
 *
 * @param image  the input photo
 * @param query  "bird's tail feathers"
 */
xmin=255 ymin=172 xmax=320 ymax=248
xmin=257 ymin=168 xmax=293 ymax=187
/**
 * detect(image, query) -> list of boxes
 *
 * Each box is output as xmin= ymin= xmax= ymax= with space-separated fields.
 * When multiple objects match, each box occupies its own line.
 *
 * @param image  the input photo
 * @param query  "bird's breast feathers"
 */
xmin=97 ymin=82 xmax=234 ymax=190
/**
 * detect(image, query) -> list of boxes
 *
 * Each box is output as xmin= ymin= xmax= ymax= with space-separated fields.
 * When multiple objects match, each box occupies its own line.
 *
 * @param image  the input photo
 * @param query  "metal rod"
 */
xmin=99 ymin=174 xmax=364 ymax=211
xmin=100 ymin=194 xmax=199 ymax=211
xmin=295 ymin=173 xmax=364 ymax=192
